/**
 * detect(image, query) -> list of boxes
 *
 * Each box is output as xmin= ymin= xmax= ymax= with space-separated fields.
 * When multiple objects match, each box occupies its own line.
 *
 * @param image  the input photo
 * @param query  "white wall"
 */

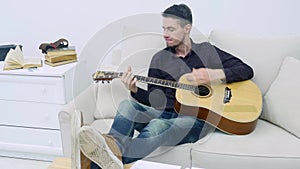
xmin=1 ymin=0 xmax=299 ymax=58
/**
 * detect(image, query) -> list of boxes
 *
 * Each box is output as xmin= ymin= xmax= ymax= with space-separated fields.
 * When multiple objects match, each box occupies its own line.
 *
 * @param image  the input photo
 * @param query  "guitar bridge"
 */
xmin=224 ymin=87 xmax=232 ymax=103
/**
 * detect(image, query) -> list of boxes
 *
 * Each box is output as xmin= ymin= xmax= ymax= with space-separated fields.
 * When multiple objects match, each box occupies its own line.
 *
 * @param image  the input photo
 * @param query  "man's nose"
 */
xmin=163 ymin=30 xmax=170 ymax=38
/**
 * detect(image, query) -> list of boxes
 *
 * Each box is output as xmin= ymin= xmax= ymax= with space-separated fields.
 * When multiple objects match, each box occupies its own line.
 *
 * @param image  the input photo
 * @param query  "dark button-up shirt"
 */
xmin=131 ymin=41 xmax=253 ymax=110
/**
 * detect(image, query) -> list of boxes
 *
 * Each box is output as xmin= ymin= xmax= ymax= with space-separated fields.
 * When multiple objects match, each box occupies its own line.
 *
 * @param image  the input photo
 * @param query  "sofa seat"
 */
xmin=191 ymin=119 xmax=300 ymax=169
xmin=89 ymin=117 xmax=300 ymax=169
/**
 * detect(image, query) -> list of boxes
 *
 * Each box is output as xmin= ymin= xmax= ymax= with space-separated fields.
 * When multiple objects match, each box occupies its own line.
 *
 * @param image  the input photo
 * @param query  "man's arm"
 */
xmin=215 ymin=46 xmax=254 ymax=83
xmin=186 ymin=46 xmax=253 ymax=84
xmin=186 ymin=68 xmax=226 ymax=84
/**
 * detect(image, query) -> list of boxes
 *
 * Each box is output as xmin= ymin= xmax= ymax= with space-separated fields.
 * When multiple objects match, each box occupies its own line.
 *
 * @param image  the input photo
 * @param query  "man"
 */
xmin=79 ymin=4 xmax=254 ymax=169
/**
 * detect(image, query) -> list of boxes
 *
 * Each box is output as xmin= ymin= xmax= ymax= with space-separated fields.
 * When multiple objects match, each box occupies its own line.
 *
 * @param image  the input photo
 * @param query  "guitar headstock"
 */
xmin=92 ymin=71 xmax=121 ymax=83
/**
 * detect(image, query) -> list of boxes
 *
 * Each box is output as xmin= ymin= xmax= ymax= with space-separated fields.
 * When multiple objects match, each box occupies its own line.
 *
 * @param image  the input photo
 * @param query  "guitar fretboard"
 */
xmin=96 ymin=71 xmax=196 ymax=91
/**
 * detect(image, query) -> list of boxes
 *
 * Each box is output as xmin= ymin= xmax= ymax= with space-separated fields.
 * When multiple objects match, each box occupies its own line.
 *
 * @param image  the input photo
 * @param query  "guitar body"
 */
xmin=174 ymin=74 xmax=262 ymax=135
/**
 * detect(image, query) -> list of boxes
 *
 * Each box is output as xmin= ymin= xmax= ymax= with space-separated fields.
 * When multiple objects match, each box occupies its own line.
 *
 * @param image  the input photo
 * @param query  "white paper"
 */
xmin=131 ymin=160 xmax=181 ymax=169
xmin=130 ymin=160 xmax=205 ymax=169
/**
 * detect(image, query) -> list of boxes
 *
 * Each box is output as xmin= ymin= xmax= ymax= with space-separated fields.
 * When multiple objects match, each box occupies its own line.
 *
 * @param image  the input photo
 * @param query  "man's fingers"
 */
xmin=186 ymin=74 xmax=194 ymax=81
xmin=121 ymin=66 xmax=138 ymax=92
xmin=185 ymin=74 xmax=197 ymax=86
xmin=131 ymin=77 xmax=137 ymax=85
xmin=125 ymin=72 xmax=133 ymax=84
xmin=128 ymin=66 xmax=132 ymax=72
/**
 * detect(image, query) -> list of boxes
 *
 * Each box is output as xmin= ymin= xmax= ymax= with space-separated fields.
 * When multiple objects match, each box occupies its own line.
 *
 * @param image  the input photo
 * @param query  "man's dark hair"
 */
xmin=162 ymin=4 xmax=193 ymax=27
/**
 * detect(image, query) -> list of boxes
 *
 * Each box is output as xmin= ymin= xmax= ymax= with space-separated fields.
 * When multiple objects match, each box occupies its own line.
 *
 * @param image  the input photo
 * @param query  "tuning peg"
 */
xmin=102 ymin=80 xmax=105 ymax=84
xmin=107 ymin=81 xmax=110 ymax=83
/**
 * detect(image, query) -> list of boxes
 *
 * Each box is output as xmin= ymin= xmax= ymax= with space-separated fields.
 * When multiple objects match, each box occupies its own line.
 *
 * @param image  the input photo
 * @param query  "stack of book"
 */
xmin=44 ymin=46 xmax=77 ymax=66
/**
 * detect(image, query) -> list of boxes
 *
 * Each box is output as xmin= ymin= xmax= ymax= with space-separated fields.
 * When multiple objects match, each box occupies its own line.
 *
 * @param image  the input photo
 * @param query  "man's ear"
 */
xmin=184 ymin=24 xmax=192 ymax=34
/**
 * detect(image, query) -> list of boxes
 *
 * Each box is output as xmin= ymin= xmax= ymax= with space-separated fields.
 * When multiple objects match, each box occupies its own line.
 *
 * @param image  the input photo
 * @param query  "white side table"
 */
xmin=0 ymin=61 xmax=89 ymax=161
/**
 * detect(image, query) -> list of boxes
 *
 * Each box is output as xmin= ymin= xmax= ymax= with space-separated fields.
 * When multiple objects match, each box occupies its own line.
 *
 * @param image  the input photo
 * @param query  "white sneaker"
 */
xmin=78 ymin=126 xmax=123 ymax=169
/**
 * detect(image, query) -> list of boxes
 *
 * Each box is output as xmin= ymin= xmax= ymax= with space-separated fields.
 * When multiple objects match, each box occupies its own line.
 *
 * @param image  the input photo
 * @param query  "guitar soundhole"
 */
xmin=194 ymin=85 xmax=211 ymax=97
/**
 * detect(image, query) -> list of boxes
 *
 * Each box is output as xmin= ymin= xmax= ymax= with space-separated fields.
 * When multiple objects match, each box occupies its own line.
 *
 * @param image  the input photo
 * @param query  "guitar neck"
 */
xmin=110 ymin=72 xmax=196 ymax=91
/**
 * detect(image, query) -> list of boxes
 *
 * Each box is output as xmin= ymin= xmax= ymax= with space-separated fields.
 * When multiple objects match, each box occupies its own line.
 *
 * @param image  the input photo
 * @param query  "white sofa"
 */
xmin=59 ymin=23 xmax=300 ymax=168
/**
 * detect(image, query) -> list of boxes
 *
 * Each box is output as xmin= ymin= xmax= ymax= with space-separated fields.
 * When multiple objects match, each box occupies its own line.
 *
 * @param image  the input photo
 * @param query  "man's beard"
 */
xmin=166 ymin=34 xmax=187 ymax=48
xmin=167 ymin=39 xmax=184 ymax=49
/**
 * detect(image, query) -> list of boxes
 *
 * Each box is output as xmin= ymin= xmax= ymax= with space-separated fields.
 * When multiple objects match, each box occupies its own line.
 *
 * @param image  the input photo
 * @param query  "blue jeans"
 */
xmin=91 ymin=99 xmax=208 ymax=168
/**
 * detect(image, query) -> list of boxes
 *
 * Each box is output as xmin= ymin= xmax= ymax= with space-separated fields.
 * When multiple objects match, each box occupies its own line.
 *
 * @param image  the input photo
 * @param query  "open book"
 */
xmin=3 ymin=45 xmax=42 ymax=70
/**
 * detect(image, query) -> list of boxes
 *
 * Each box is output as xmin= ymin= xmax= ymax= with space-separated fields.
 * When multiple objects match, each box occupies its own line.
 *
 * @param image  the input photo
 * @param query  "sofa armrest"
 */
xmin=59 ymin=84 xmax=97 ymax=157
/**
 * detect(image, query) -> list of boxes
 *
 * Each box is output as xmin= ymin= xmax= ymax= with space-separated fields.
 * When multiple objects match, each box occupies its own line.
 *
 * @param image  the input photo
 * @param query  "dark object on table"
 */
xmin=39 ymin=38 xmax=69 ymax=54
xmin=0 ymin=44 xmax=22 ymax=61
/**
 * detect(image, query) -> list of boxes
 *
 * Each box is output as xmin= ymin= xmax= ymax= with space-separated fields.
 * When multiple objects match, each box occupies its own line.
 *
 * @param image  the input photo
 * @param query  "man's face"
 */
xmin=162 ymin=17 xmax=188 ymax=47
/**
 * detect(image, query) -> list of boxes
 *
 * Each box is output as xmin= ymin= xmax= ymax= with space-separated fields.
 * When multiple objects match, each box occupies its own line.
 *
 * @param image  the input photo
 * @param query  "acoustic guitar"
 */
xmin=93 ymin=71 xmax=262 ymax=135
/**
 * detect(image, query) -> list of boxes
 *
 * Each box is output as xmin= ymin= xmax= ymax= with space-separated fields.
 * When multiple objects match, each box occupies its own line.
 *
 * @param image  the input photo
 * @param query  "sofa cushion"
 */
xmin=191 ymin=119 xmax=300 ymax=169
xmin=94 ymin=79 xmax=130 ymax=119
xmin=262 ymin=56 xmax=300 ymax=138
xmin=91 ymin=118 xmax=114 ymax=133
xmin=208 ymin=30 xmax=300 ymax=96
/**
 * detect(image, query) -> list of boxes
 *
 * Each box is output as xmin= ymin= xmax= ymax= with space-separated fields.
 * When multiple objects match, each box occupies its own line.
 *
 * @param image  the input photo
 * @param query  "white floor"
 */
xmin=0 ymin=156 xmax=51 ymax=169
